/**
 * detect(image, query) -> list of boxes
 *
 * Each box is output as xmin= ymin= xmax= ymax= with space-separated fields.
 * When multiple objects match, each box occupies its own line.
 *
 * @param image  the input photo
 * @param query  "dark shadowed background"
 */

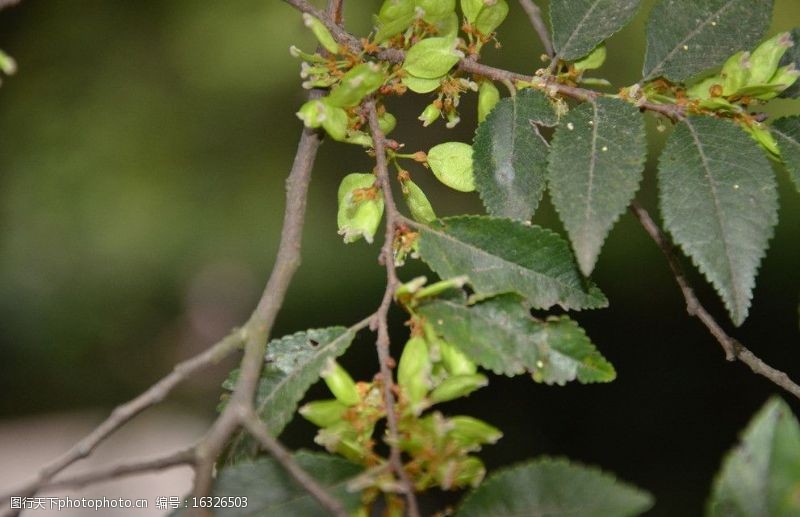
xmin=1 ymin=1 xmax=799 ymax=515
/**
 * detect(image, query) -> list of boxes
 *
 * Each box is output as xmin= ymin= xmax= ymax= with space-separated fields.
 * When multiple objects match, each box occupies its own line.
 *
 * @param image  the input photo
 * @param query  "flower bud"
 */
xmin=477 ymin=80 xmax=500 ymax=123
xmin=326 ymin=63 xmax=386 ymax=108
xmin=299 ymin=399 xmax=349 ymax=428
xmin=302 ymin=13 xmax=339 ymax=55
xmin=398 ymin=336 xmax=432 ymax=408
xmin=429 ymin=373 xmax=488 ymax=403
xmin=337 ymin=173 xmax=384 ymax=244
xmin=402 ymin=179 xmax=437 ymax=223
xmin=448 ymin=416 xmax=503 ymax=448
xmin=445 ymin=110 xmax=461 ymax=129
xmin=419 ymin=103 xmax=442 ymax=127
xmin=749 ymin=32 xmax=793 ymax=85
xmin=320 ymin=359 xmax=361 ymax=406
xmin=296 ymin=99 xmax=327 ymax=128
xmin=721 ymin=51 xmax=751 ymax=96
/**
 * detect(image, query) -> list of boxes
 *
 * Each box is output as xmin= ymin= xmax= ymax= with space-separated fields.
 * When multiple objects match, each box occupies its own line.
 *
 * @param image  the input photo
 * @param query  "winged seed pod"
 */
xmin=427 ymin=142 xmax=475 ymax=191
xmin=477 ymin=80 xmax=500 ymax=122
xmin=403 ymin=37 xmax=463 ymax=79
xmin=574 ymin=44 xmax=607 ymax=71
xmin=474 ymin=0 xmax=508 ymax=35
xmin=402 ymin=179 xmax=437 ymax=223
xmin=337 ymin=173 xmax=384 ymax=244
xmin=296 ymin=99 xmax=349 ymax=141
xmin=325 ymin=63 xmax=386 ymax=108
xmin=437 ymin=339 xmax=478 ymax=375
xmin=299 ymin=399 xmax=349 ymax=428
xmin=448 ymin=415 xmax=503 ymax=448
xmin=429 ymin=373 xmax=488 ymax=403
xmin=320 ymin=359 xmax=360 ymax=406
xmin=721 ymin=51 xmax=750 ymax=96
xmin=375 ymin=0 xmax=416 ymax=43
xmin=435 ymin=456 xmax=485 ymax=489
xmin=416 ymin=0 xmax=455 ymax=22
xmin=397 ymin=336 xmax=432 ymax=409
xmin=748 ymin=32 xmax=793 ymax=85
xmin=460 ymin=0 xmax=485 ymax=23
xmin=759 ymin=64 xmax=800 ymax=100
xmin=302 ymin=13 xmax=338 ymax=54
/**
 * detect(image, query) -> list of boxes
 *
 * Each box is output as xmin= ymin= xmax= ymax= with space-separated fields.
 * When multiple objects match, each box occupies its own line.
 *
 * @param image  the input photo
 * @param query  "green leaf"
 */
xmin=548 ymin=98 xmax=646 ymax=276
xmin=550 ymin=0 xmax=642 ymax=62
xmin=473 ymin=89 xmax=557 ymax=221
xmin=658 ymin=116 xmax=778 ymax=326
xmin=223 ymin=327 xmax=357 ymax=460
xmin=771 ymin=116 xmax=800 ymax=192
xmin=212 ymin=451 xmax=362 ymax=516
xmin=643 ymin=0 xmax=773 ymax=81
xmin=428 ymin=142 xmax=475 ymax=192
xmin=403 ymin=37 xmax=461 ymax=79
xmin=778 ymin=28 xmax=800 ymax=98
xmin=417 ymin=216 xmax=608 ymax=310
xmin=419 ymin=294 xmax=615 ymax=384
xmin=457 ymin=457 xmax=654 ymax=516
xmin=708 ymin=398 xmax=800 ymax=517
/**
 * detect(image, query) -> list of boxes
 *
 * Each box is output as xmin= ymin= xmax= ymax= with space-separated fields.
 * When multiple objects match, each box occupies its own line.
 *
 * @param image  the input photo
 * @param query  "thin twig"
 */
xmin=0 ymin=329 xmax=245 ymax=514
xmin=629 ymin=201 xmax=800 ymax=400
xmin=242 ymin=412 xmax=348 ymax=517
xmin=518 ymin=0 xmax=554 ymax=58
xmin=365 ymin=99 xmax=421 ymax=517
xmin=38 ymin=448 xmax=196 ymax=492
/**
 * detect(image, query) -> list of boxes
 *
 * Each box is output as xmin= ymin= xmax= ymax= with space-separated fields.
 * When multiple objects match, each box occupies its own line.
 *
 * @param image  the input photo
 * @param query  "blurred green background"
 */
xmin=1 ymin=1 xmax=799 ymax=514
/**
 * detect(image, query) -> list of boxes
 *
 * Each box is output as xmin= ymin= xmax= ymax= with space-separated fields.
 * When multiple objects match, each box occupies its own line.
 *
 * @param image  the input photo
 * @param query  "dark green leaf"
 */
xmin=548 ymin=98 xmax=646 ymax=276
xmin=779 ymin=28 xmax=800 ymax=98
xmin=658 ymin=116 xmax=778 ymax=326
xmin=417 ymin=216 xmax=608 ymax=310
xmin=550 ymin=0 xmax=642 ymax=61
xmin=643 ymin=0 xmax=773 ymax=81
xmin=223 ymin=327 xmax=357 ymax=460
xmin=473 ymin=89 xmax=557 ymax=221
xmin=212 ymin=451 xmax=362 ymax=516
xmin=419 ymin=294 xmax=615 ymax=384
xmin=457 ymin=457 xmax=654 ymax=516
xmin=708 ymin=398 xmax=800 ymax=516
xmin=771 ymin=116 xmax=800 ymax=192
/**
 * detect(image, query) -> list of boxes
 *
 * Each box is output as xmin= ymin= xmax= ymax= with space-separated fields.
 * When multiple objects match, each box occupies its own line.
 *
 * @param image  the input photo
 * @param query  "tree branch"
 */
xmin=629 ymin=201 xmax=800 ymax=401
xmin=365 ymin=99 xmax=421 ymax=517
xmin=190 ymin=121 xmax=323 ymax=506
xmin=0 ymin=329 xmax=244 ymax=515
xmin=282 ymin=0 xmax=686 ymax=120
xmin=518 ymin=0 xmax=554 ymax=58
xmin=242 ymin=411 xmax=348 ymax=517
xmin=36 ymin=448 xmax=196 ymax=492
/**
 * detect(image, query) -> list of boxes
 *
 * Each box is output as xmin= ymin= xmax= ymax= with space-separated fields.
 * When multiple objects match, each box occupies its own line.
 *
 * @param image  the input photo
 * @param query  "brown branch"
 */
xmin=365 ymin=99 xmax=421 ymax=517
xmin=190 ymin=121 xmax=323 ymax=506
xmin=0 ymin=329 xmax=245 ymax=514
xmin=629 ymin=201 xmax=800 ymax=401
xmin=242 ymin=412 xmax=348 ymax=517
xmin=518 ymin=0 xmax=554 ymax=58
xmin=37 ymin=448 xmax=196 ymax=492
